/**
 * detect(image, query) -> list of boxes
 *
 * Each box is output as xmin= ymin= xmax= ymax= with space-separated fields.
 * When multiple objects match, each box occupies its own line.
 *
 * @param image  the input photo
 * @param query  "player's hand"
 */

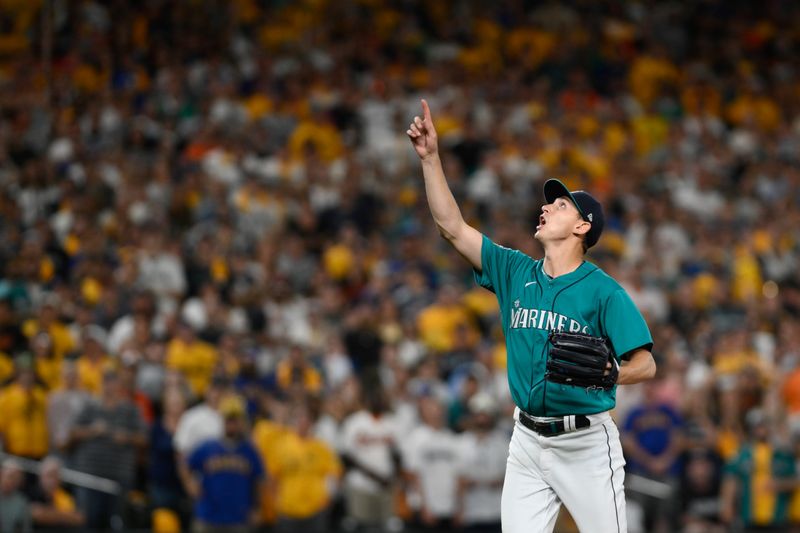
xmin=406 ymin=99 xmax=439 ymax=161
xmin=604 ymin=359 xmax=619 ymax=382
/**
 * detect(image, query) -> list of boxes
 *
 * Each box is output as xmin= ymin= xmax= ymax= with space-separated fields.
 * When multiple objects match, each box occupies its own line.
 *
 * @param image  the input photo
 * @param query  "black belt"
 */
xmin=518 ymin=411 xmax=591 ymax=437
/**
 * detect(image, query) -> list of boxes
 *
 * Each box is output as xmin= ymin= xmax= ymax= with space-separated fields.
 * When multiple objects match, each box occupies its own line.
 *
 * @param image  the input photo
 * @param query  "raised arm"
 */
xmin=407 ymin=99 xmax=483 ymax=271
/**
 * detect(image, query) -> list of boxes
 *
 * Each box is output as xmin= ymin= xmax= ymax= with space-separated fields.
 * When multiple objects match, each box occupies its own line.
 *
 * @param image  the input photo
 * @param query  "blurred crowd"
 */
xmin=0 ymin=0 xmax=800 ymax=532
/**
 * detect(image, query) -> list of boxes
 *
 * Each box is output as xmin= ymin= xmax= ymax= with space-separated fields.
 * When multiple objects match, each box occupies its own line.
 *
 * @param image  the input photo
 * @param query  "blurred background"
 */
xmin=0 ymin=0 xmax=799 ymax=532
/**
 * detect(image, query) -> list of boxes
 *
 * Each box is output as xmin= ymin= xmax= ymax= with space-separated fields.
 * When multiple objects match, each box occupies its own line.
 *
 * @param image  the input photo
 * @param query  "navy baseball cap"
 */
xmin=543 ymin=178 xmax=605 ymax=248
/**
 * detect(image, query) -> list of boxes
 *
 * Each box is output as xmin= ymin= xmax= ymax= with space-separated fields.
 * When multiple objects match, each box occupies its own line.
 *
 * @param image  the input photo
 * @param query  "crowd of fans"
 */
xmin=0 ymin=0 xmax=800 ymax=531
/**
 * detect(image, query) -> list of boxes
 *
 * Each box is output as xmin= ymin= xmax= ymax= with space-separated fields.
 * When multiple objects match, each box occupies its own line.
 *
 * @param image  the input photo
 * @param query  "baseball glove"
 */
xmin=546 ymin=331 xmax=618 ymax=390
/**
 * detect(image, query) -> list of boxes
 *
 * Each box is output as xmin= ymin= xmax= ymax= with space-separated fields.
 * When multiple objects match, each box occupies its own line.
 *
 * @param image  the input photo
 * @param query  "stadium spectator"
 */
xmin=28 ymin=456 xmax=85 ymax=531
xmin=0 ymin=458 xmax=31 ymax=533
xmin=402 ymin=394 xmax=462 ymax=531
xmin=165 ymin=321 xmax=218 ymax=399
xmin=185 ymin=395 xmax=266 ymax=532
xmin=69 ymin=368 xmax=147 ymax=530
xmin=340 ymin=385 xmax=401 ymax=531
xmin=46 ymin=360 xmax=90 ymax=454
xmin=270 ymin=401 xmax=342 ymax=532
xmin=274 ymin=344 xmax=323 ymax=399
xmin=0 ymin=299 xmax=26 ymax=358
xmin=149 ymin=387 xmax=189 ymax=528
xmin=454 ymin=393 xmax=506 ymax=532
xmin=119 ymin=357 xmax=155 ymax=426
xmin=721 ymin=409 xmax=797 ymax=531
xmin=22 ymin=299 xmax=74 ymax=360
xmin=447 ymin=372 xmax=480 ymax=432
xmin=173 ymin=376 xmax=227 ymax=460
xmin=31 ymin=332 xmax=61 ymax=391
xmin=678 ymin=448 xmax=725 ymax=533
xmin=76 ymin=326 xmax=113 ymax=396
xmin=0 ymin=357 xmax=48 ymax=460
xmin=622 ymin=379 xmax=685 ymax=532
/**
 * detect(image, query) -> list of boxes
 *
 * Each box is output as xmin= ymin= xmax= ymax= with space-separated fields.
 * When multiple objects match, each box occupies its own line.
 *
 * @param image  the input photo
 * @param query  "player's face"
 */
xmin=535 ymin=196 xmax=586 ymax=244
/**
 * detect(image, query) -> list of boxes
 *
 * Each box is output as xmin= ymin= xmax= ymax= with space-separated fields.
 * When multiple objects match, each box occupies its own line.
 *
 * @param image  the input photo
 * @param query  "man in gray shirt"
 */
xmin=69 ymin=369 xmax=147 ymax=531
xmin=47 ymin=361 xmax=90 ymax=454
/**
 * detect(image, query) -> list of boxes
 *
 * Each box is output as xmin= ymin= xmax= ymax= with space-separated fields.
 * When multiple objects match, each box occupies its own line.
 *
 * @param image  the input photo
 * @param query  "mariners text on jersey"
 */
xmin=509 ymin=302 xmax=590 ymax=333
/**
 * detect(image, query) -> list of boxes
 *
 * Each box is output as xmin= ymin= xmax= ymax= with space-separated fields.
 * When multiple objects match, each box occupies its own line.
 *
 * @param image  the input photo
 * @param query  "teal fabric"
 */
xmin=474 ymin=235 xmax=652 ymax=416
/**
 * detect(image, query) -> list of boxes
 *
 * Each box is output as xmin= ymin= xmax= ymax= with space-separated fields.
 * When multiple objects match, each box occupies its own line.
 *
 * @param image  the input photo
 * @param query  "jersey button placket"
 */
xmin=542 ymin=283 xmax=553 ymax=307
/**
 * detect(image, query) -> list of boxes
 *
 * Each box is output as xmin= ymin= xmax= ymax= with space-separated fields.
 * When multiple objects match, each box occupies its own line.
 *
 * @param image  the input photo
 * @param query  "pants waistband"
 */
xmin=514 ymin=407 xmax=610 ymax=437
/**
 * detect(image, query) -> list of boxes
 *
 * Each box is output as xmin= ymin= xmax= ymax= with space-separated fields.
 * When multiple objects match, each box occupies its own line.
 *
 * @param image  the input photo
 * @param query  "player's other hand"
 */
xmin=407 ymin=99 xmax=439 ymax=161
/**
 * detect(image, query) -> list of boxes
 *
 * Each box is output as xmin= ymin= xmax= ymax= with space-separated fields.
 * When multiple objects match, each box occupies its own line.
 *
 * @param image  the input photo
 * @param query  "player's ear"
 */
xmin=573 ymin=220 xmax=591 ymax=237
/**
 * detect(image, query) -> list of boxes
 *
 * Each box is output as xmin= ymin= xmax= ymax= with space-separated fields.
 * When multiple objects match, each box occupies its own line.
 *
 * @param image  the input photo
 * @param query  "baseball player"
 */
xmin=407 ymin=100 xmax=657 ymax=533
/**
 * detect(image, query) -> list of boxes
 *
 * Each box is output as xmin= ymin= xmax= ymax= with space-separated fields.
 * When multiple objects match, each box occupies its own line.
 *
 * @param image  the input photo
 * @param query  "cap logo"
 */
xmin=587 ymin=213 xmax=593 ymax=222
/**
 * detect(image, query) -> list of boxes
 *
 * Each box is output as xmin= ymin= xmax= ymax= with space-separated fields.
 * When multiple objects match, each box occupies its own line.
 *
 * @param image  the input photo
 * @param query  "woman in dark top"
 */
xmin=148 ymin=388 xmax=188 ymax=524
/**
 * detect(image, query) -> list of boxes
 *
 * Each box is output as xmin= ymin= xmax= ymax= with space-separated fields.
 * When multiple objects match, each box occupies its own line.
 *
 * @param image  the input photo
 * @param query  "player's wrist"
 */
xmin=420 ymin=152 xmax=440 ymax=164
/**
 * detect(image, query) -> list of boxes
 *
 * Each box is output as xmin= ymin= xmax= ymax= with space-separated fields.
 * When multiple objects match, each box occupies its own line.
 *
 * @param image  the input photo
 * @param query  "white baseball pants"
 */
xmin=501 ymin=408 xmax=627 ymax=533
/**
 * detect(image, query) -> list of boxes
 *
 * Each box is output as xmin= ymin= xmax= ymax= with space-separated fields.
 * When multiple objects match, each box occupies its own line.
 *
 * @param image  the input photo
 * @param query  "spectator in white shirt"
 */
xmin=403 ymin=394 xmax=462 ymax=531
xmin=454 ymin=392 xmax=508 ymax=532
xmin=340 ymin=385 xmax=401 ymax=531
xmin=174 ymin=376 xmax=228 ymax=496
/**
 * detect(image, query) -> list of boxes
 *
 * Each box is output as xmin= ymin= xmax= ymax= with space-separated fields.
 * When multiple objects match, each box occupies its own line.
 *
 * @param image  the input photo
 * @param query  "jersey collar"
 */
xmin=538 ymin=260 xmax=596 ymax=284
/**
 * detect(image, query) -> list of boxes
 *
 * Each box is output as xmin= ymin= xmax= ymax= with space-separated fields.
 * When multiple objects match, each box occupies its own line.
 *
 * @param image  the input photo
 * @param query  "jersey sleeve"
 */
xmin=473 ymin=234 xmax=530 ymax=300
xmin=602 ymin=289 xmax=653 ymax=359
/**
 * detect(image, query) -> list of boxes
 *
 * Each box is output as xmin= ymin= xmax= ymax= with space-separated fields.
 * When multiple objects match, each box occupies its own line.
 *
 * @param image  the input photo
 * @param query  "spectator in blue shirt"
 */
xmin=186 ymin=395 xmax=266 ymax=533
xmin=622 ymin=378 xmax=685 ymax=532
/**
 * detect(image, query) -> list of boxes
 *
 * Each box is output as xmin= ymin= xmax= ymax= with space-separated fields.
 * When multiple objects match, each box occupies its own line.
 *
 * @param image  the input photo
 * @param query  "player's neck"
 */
xmin=542 ymin=243 xmax=584 ymax=278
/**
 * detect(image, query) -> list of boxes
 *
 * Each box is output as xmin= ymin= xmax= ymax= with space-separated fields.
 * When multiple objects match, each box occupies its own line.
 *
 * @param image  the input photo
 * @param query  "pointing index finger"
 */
xmin=421 ymin=99 xmax=432 ymax=123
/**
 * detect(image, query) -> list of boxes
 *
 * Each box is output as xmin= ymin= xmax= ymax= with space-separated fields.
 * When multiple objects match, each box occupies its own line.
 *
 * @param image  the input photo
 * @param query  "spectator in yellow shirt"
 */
xmin=251 ymin=395 xmax=293 ymax=525
xmin=288 ymin=111 xmax=344 ymax=163
xmin=271 ymin=402 xmax=342 ymax=533
xmin=0 ymin=357 xmax=49 ymax=459
xmin=275 ymin=345 xmax=323 ymax=398
xmin=22 ymin=299 xmax=75 ymax=359
xmin=76 ymin=327 xmax=113 ymax=396
xmin=417 ymin=285 xmax=478 ymax=353
xmin=31 ymin=332 xmax=61 ymax=390
xmin=166 ymin=322 xmax=218 ymax=398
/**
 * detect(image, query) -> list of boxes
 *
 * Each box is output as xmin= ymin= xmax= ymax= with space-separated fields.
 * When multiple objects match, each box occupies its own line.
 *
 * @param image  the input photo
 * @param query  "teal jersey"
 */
xmin=474 ymin=235 xmax=653 ymax=416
